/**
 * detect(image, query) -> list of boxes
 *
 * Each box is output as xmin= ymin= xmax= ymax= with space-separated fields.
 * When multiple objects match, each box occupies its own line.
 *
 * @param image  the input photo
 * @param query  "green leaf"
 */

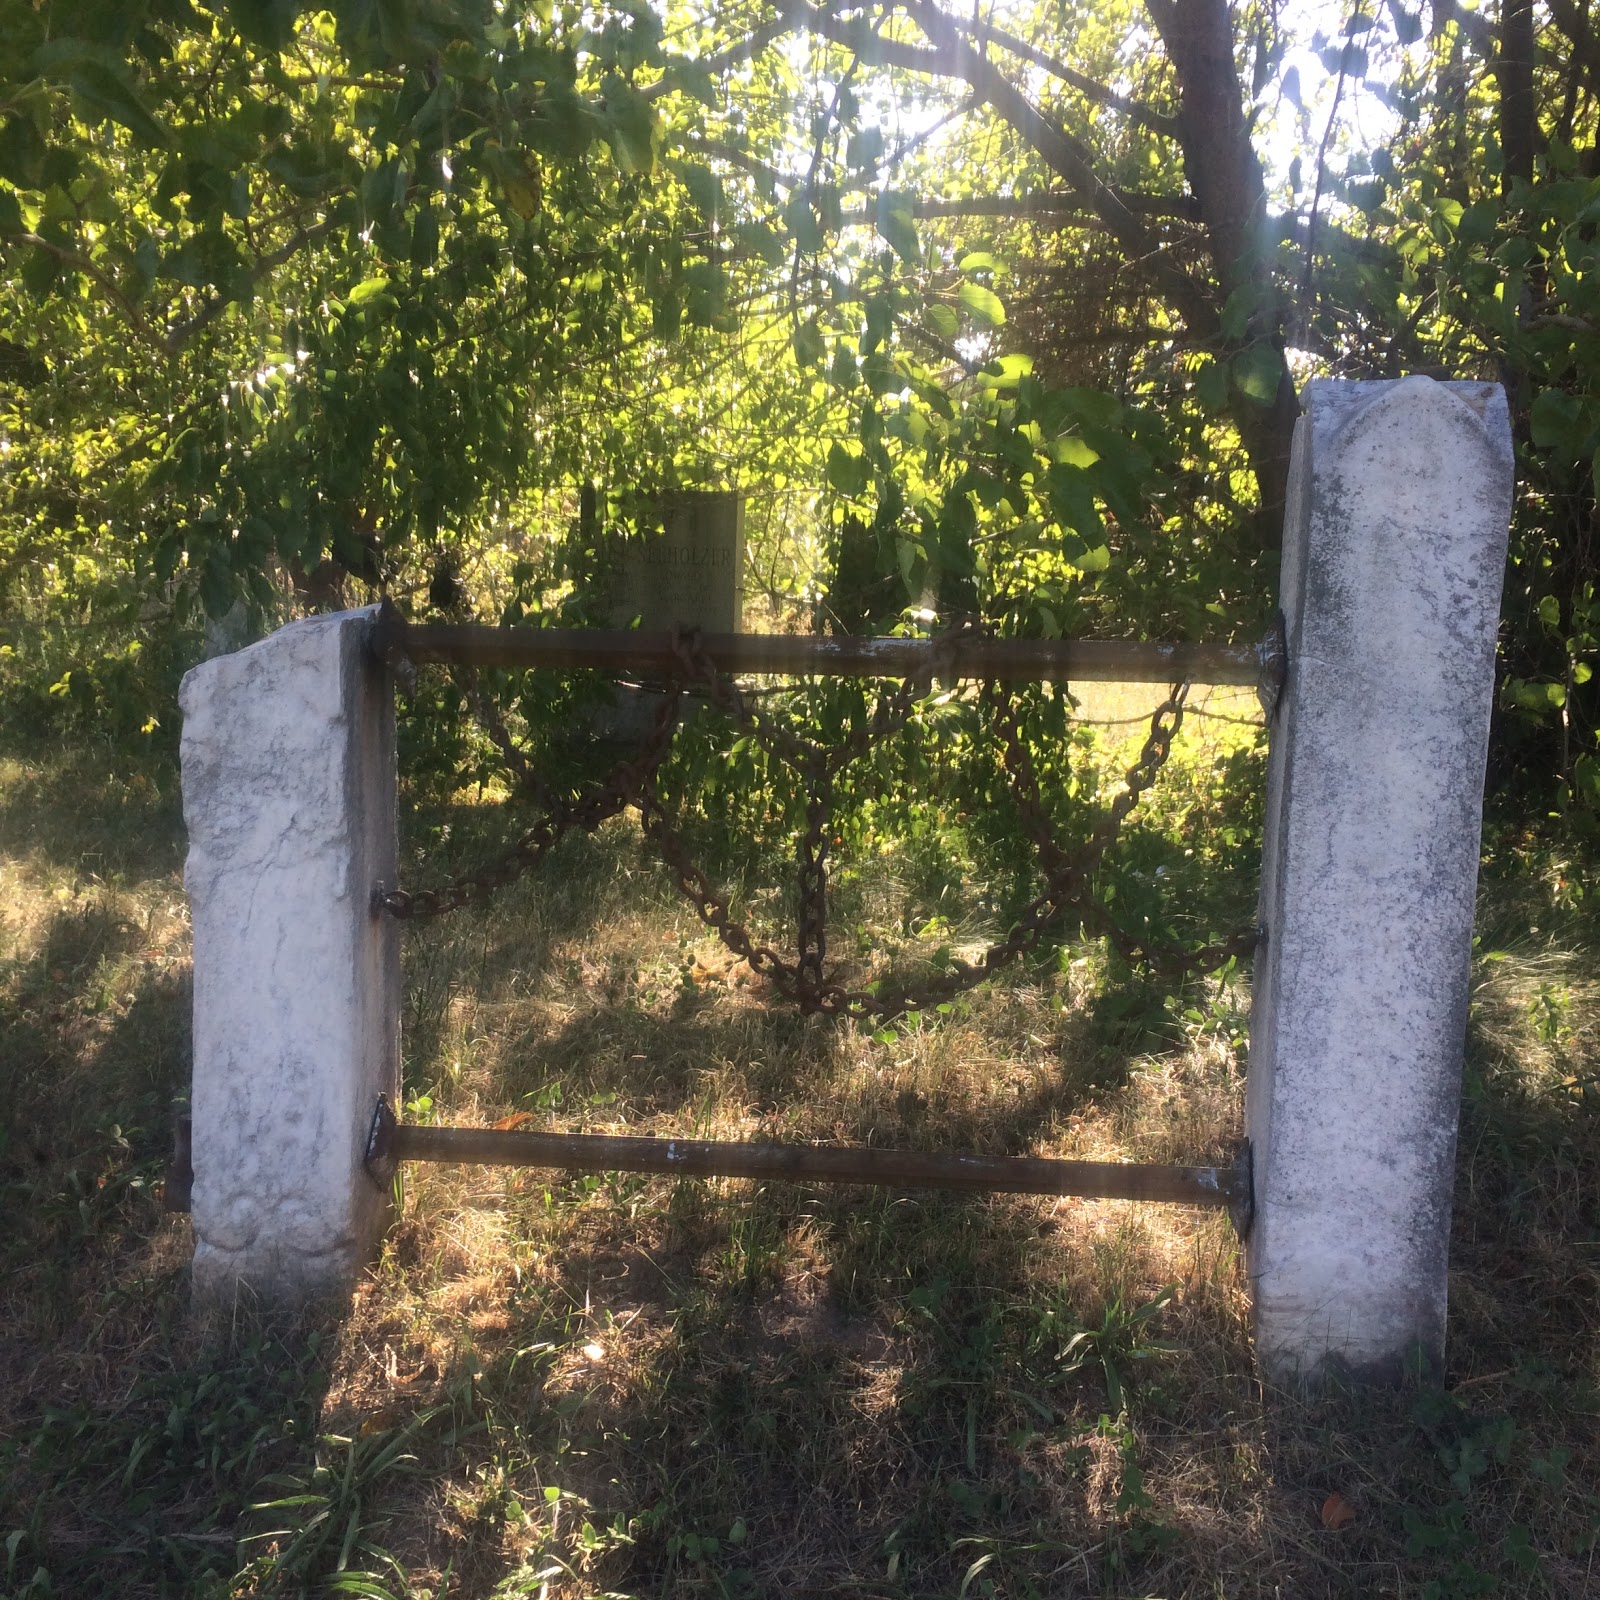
xmin=846 ymin=126 xmax=884 ymax=171
xmin=661 ymin=56 xmax=717 ymax=107
xmin=600 ymin=73 xmax=655 ymax=175
xmin=1573 ymin=754 xmax=1600 ymax=805
xmin=736 ymin=220 xmax=785 ymax=267
xmin=1504 ymin=676 xmax=1567 ymax=713
xmin=677 ymin=161 xmax=723 ymax=221
xmin=1219 ymin=283 xmax=1256 ymax=341
xmin=1053 ymin=436 xmax=1099 ymax=469
xmin=1047 ymin=463 xmax=1101 ymax=539
xmin=792 ymin=318 xmax=826 ymax=368
xmin=958 ymin=280 xmax=1005 ymax=327
xmin=897 ymin=534 xmax=919 ymax=589
xmin=1390 ymin=3 xmax=1423 ymax=44
xmin=1530 ymin=388 xmax=1584 ymax=452
xmin=488 ymin=148 xmax=542 ymax=219
xmin=225 ymin=0 xmax=299 ymax=51
xmin=1057 ymin=387 xmax=1122 ymax=427
xmin=348 ymin=276 xmax=394 ymax=306
xmin=826 ymin=442 xmax=869 ymax=496
xmin=1457 ymin=199 xmax=1498 ymax=244
xmin=875 ymin=198 xmax=920 ymax=265
xmin=980 ymin=353 xmax=1033 ymax=386
xmin=924 ymin=303 xmax=960 ymax=340
xmin=1194 ymin=357 xmax=1229 ymax=412
xmin=32 ymin=40 xmax=174 ymax=147
xmin=781 ymin=191 xmax=824 ymax=253
xmin=410 ymin=206 xmax=439 ymax=266
xmin=959 ymin=250 xmax=1000 ymax=272
xmin=1231 ymin=345 xmax=1283 ymax=406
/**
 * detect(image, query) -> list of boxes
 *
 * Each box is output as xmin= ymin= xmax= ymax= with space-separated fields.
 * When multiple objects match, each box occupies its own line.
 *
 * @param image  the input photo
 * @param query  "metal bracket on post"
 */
xmin=364 ymin=1094 xmax=400 ymax=1191
xmin=1255 ymin=616 xmax=1288 ymax=722
xmin=368 ymin=598 xmax=418 ymax=696
xmin=1227 ymin=1137 xmax=1255 ymax=1241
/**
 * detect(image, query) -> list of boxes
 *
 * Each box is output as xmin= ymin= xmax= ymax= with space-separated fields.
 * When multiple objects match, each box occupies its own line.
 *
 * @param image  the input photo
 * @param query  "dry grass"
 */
xmin=2 ymin=703 xmax=1598 ymax=1600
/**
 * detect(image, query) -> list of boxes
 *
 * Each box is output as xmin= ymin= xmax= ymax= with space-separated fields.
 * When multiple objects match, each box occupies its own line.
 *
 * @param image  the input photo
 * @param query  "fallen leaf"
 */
xmin=493 ymin=1111 xmax=534 ymax=1131
xmin=1321 ymin=1491 xmax=1356 ymax=1530
xmin=360 ymin=1407 xmax=400 ymax=1437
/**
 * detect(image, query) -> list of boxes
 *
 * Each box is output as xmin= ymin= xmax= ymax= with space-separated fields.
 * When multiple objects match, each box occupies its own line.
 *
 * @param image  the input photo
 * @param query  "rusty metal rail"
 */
xmin=372 ymin=602 xmax=1276 ymax=689
xmin=363 ymin=1098 xmax=1254 ymax=1234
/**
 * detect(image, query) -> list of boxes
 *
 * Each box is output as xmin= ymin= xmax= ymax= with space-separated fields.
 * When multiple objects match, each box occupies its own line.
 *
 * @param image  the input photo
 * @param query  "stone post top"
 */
xmin=179 ymin=603 xmax=383 ymax=711
xmin=1300 ymin=375 xmax=1513 ymax=459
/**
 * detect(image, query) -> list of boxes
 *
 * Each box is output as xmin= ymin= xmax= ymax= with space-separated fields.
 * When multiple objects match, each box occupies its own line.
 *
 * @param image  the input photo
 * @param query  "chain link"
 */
xmin=380 ymin=623 xmax=1257 ymax=1007
xmin=376 ymin=672 xmax=683 ymax=920
xmin=987 ymin=682 xmax=1257 ymax=982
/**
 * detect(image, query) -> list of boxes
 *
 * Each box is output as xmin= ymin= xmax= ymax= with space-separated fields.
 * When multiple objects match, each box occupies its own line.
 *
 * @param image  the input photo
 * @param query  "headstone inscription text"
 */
xmin=603 ymin=490 xmax=745 ymax=633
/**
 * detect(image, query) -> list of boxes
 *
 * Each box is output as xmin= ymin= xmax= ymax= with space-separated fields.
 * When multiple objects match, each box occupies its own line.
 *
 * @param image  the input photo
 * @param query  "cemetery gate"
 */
xmin=175 ymin=377 xmax=1512 ymax=1384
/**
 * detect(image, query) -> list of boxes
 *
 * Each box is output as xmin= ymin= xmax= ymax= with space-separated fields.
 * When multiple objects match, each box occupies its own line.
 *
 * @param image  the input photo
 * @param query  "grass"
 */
xmin=0 ymin=692 xmax=1597 ymax=1599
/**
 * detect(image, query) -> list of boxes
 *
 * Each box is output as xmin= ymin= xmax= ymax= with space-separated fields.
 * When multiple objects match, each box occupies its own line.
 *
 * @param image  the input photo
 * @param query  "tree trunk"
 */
xmin=1146 ymin=0 xmax=1299 ymax=557
xmin=1499 ymin=0 xmax=1538 ymax=191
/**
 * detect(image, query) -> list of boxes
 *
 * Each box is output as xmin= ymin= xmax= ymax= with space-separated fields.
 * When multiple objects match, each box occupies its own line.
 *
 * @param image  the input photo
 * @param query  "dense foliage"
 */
xmin=2 ymin=0 xmax=1599 ymax=826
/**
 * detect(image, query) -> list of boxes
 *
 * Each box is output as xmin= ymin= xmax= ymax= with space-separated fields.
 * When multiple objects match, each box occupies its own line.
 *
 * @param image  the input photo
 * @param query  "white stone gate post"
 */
xmin=181 ymin=606 xmax=398 ymax=1305
xmin=1247 ymin=376 xmax=1513 ymax=1381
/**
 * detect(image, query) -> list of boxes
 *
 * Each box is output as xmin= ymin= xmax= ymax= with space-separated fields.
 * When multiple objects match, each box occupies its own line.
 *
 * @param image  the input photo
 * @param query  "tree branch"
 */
xmin=163 ymin=215 xmax=340 ymax=351
xmin=11 ymin=234 xmax=169 ymax=355
xmin=902 ymin=0 xmax=1218 ymax=330
xmin=1144 ymin=0 xmax=1293 ymax=549
xmin=791 ymin=0 xmax=1216 ymax=333
xmin=1550 ymin=0 xmax=1592 ymax=141
xmin=643 ymin=14 xmax=797 ymax=100
xmin=692 ymin=136 xmax=798 ymax=193
xmin=963 ymin=17 xmax=1179 ymax=136
xmin=837 ymin=190 xmax=1201 ymax=227
xmin=276 ymin=73 xmax=408 ymax=90
xmin=1549 ymin=0 xmax=1600 ymax=92
xmin=1499 ymin=0 xmax=1538 ymax=191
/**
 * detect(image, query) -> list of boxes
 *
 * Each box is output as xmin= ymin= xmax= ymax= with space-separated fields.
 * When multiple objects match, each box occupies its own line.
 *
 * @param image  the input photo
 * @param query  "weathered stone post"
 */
xmin=1247 ymin=377 xmax=1513 ymax=1382
xmin=181 ymin=606 xmax=398 ymax=1305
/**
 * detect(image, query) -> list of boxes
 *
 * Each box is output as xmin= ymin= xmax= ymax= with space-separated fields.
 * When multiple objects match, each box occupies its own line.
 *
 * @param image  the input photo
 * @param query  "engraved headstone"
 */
xmin=603 ymin=490 xmax=744 ymax=633
xmin=596 ymin=490 xmax=745 ymax=741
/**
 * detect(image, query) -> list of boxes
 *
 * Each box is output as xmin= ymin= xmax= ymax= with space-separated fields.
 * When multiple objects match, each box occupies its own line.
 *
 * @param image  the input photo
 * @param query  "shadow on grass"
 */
xmin=4 ymin=746 xmax=1597 ymax=1598
xmin=341 ymin=852 xmax=1600 ymax=1599
xmin=0 ymin=895 xmax=349 ymax=1597
xmin=0 ymin=742 xmax=186 ymax=885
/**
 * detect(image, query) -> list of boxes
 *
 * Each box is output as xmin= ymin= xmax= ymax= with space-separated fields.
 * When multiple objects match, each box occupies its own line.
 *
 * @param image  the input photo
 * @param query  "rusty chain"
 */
xmin=986 ymin=682 xmax=1259 ymax=982
xmin=380 ymin=622 xmax=1257 ymax=1007
xmin=375 ymin=674 xmax=683 ymax=920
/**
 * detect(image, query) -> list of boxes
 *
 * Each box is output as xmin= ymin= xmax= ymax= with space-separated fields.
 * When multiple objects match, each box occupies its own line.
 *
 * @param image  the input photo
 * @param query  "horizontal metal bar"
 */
xmin=373 ymin=605 xmax=1266 ymax=687
xmin=388 ymin=1122 xmax=1242 ymax=1207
